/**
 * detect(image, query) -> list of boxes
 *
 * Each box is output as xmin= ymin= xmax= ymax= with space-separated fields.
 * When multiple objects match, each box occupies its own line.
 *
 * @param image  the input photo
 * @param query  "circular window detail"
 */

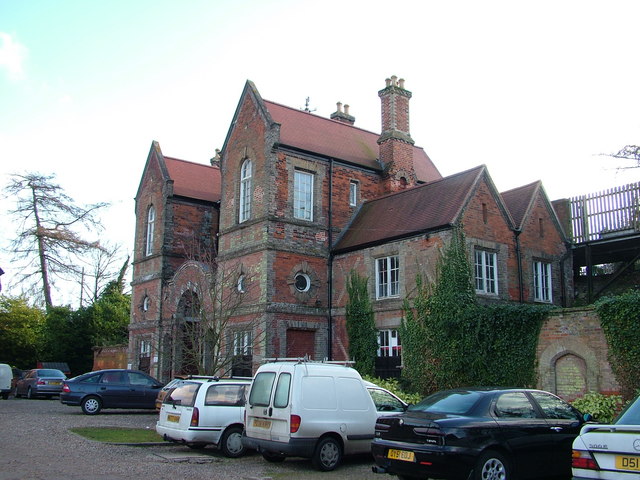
xmin=294 ymin=273 xmax=311 ymax=293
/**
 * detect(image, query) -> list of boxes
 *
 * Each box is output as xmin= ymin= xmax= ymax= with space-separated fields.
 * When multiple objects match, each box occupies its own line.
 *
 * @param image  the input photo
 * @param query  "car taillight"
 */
xmin=290 ymin=415 xmax=301 ymax=433
xmin=190 ymin=408 xmax=200 ymax=427
xmin=37 ymin=380 xmax=45 ymax=385
xmin=572 ymin=450 xmax=599 ymax=470
xmin=62 ymin=384 xmax=70 ymax=393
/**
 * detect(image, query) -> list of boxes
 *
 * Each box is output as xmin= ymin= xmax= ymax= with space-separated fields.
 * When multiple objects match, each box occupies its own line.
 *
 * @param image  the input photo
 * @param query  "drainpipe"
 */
xmin=327 ymin=159 xmax=334 ymax=360
xmin=514 ymin=231 xmax=524 ymax=302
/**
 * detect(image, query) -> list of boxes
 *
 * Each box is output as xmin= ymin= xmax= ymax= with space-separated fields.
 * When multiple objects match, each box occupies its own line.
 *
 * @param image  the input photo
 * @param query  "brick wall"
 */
xmin=537 ymin=307 xmax=619 ymax=401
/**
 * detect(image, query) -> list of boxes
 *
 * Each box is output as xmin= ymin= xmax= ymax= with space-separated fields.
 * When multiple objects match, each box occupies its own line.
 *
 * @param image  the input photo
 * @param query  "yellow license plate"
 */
xmin=388 ymin=449 xmax=416 ymax=462
xmin=616 ymin=455 xmax=640 ymax=471
xmin=167 ymin=414 xmax=180 ymax=423
xmin=253 ymin=418 xmax=271 ymax=429
xmin=49 ymin=381 xmax=61 ymax=385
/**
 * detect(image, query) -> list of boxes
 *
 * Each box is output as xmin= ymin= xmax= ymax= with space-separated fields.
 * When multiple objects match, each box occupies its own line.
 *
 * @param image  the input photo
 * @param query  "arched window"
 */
xmin=239 ymin=159 xmax=252 ymax=223
xmin=145 ymin=205 xmax=155 ymax=256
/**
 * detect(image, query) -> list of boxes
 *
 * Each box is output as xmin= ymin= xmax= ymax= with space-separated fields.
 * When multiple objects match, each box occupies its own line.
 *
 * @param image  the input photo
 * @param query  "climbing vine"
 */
xmin=345 ymin=270 xmax=378 ymax=376
xmin=401 ymin=228 xmax=550 ymax=396
xmin=595 ymin=290 xmax=640 ymax=399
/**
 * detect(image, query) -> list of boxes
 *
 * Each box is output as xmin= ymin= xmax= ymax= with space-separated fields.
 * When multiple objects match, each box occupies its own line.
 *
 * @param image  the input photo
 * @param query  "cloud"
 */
xmin=0 ymin=32 xmax=28 ymax=81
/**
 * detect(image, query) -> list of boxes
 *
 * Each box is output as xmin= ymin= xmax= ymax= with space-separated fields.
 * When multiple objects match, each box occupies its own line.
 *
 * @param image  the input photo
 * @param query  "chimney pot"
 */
xmin=344 ymin=104 xmax=350 ymax=115
xmin=385 ymin=77 xmax=392 ymax=87
xmin=398 ymin=78 xmax=405 ymax=89
xmin=336 ymin=101 xmax=343 ymax=112
xmin=391 ymin=75 xmax=398 ymax=86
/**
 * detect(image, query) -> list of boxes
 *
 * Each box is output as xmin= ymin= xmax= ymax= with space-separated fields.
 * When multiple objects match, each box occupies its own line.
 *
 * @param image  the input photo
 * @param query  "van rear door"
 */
xmin=246 ymin=365 xmax=292 ymax=442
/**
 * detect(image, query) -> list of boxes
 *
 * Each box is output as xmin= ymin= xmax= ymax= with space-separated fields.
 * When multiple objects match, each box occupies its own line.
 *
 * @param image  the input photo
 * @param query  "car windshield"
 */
xmin=408 ymin=390 xmax=482 ymax=414
xmin=615 ymin=396 xmax=640 ymax=425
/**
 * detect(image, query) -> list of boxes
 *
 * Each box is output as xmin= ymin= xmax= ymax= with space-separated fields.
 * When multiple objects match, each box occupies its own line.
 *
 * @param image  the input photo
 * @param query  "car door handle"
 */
xmin=550 ymin=426 xmax=563 ymax=432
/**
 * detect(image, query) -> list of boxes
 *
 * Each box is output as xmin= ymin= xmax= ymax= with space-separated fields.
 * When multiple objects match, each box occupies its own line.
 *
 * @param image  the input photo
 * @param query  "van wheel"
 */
xmin=312 ymin=437 xmax=342 ymax=471
xmin=262 ymin=451 xmax=285 ymax=463
xmin=81 ymin=396 xmax=102 ymax=415
xmin=220 ymin=426 xmax=245 ymax=458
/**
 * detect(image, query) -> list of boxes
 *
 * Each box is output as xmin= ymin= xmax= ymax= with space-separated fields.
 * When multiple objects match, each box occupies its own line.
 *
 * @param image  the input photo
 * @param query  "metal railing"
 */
xmin=570 ymin=182 xmax=640 ymax=243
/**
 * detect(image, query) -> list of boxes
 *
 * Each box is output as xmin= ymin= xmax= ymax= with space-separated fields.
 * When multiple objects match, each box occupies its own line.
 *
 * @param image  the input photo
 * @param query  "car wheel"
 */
xmin=473 ymin=450 xmax=511 ymax=480
xmin=81 ymin=396 xmax=102 ymax=415
xmin=220 ymin=426 xmax=246 ymax=458
xmin=262 ymin=451 xmax=285 ymax=463
xmin=312 ymin=436 xmax=342 ymax=471
xmin=26 ymin=387 xmax=34 ymax=399
xmin=1 ymin=392 xmax=8 ymax=400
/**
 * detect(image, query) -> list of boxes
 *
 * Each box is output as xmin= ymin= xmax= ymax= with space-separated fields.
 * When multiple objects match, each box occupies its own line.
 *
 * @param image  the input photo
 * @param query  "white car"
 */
xmin=572 ymin=395 xmax=640 ymax=479
xmin=156 ymin=376 xmax=251 ymax=457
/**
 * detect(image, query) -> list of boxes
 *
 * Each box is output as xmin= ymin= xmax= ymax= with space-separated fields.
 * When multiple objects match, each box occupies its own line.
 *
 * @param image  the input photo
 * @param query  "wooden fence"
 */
xmin=570 ymin=182 xmax=640 ymax=243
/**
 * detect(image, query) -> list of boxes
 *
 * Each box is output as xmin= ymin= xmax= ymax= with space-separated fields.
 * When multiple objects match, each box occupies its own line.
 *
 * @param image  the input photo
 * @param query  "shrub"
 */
xmin=571 ymin=392 xmax=626 ymax=424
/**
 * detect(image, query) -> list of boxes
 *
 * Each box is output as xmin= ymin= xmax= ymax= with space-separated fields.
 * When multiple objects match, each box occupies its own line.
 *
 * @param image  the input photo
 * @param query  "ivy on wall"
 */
xmin=595 ymin=290 xmax=640 ymax=399
xmin=401 ymin=228 xmax=550 ymax=396
xmin=345 ymin=270 xmax=378 ymax=377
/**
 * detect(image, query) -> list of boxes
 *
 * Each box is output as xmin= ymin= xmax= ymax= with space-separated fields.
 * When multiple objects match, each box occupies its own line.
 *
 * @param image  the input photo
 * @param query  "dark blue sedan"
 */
xmin=60 ymin=369 xmax=163 ymax=415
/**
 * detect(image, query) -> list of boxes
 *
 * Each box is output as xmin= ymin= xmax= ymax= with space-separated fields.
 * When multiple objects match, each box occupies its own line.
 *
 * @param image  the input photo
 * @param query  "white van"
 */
xmin=0 ymin=364 xmax=13 ymax=399
xmin=242 ymin=360 xmax=381 ymax=471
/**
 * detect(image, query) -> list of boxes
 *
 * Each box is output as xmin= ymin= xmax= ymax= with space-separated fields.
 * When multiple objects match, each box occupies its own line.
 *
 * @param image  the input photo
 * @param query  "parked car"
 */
xmin=364 ymin=380 xmax=408 ymax=414
xmin=156 ymin=376 xmax=251 ymax=457
xmin=60 ymin=369 xmax=163 ymax=415
xmin=572 ymin=394 xmax=640 ymax=479
xmin=15 ymin=368 xmax=66 ymax=399
xmin=371 ymin=387 xmax=589 ymax=480
xmin=243 ymin=360 xmax=391 ymax=471
xmin=155 ymin=377 xmax=186 ymax=411
xmin=0 ymin=364 xmax=12 ymax=399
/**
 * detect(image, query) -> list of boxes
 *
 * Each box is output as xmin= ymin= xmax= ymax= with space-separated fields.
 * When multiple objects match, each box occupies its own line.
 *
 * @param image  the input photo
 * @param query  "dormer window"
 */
xmin=145 ymin=205 xmax=155 ymax=256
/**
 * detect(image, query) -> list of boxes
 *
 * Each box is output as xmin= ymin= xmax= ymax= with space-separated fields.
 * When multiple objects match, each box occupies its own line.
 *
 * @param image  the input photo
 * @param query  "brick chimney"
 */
xmin=378 ymin=76 xmax=416 ymax=193
xmin=330 ymin=101 xmax=355 ymax=125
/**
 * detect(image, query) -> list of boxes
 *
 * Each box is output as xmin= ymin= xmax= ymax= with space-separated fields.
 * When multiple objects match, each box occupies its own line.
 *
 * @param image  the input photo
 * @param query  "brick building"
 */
xmin=129 ymin=77 xmax=571 ymax=381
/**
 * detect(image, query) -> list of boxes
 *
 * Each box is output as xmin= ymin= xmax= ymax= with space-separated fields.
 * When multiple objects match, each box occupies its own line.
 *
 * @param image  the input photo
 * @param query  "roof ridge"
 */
xmin=164 ymin=156 xmax=220 ymax=170
xmin=500 ymin=180 xmax=541 ymax=196
xmin=263 ymin=99 xmax=382 ymax=137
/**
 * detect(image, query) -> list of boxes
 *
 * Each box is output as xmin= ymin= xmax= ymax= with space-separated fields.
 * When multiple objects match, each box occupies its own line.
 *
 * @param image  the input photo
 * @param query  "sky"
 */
xmin=1 ymin=0 xmax=639 ymax=305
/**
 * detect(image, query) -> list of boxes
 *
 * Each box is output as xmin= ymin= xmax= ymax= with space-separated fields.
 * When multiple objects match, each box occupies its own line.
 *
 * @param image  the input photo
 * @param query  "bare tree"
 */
xmin=4 ymin=172 xmax=108 ymax=308
xmin=80 ymin=243 xmax=129 ymax=307
xmin=167 ymin=241 xmax=263 ymax=377
xmin=607 ymin=145 xmax=640 ymax=169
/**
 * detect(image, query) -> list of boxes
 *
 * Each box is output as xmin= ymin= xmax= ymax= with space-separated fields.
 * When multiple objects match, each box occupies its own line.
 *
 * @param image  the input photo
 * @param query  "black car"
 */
xmin=60 ymin=369 xmax=163 ymax=415
xmin=371 ymin=387 xmax=588 ymax=480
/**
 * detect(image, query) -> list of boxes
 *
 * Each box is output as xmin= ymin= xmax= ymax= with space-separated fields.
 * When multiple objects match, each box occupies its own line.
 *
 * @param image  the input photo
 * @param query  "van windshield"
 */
xmin=249 ymin=372 xmax=276 ymax=406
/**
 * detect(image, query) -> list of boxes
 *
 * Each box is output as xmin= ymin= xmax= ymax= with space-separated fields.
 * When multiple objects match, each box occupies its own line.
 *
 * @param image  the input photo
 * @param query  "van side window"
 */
xmin=273 ymin=373 xmax=291 ymax=408
xmin=249 ymin=372 xmax=276 ymax=407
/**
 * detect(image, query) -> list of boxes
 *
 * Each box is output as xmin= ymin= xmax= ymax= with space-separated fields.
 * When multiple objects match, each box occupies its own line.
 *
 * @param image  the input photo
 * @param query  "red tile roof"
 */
xmin=264 ymin=100 xmax=441 ymax=183
xmin=334 ymin=166 xmax=486 ymax=252
xmin=501 ymin=181 xmax=541 ymax=229
xmin=164 ymin=157 xmax=221 ymax=203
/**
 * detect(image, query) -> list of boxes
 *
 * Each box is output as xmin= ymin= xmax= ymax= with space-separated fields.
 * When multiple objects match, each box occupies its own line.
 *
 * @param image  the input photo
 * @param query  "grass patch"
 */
xmin=70 ymin=427 xmax=163 ymax=443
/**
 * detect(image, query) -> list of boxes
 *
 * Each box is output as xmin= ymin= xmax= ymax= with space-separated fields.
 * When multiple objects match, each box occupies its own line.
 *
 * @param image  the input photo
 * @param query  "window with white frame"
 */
xmin=533 ymin=261 xmax=552 ymax=302
xmin=475 ymin=249 xmax=498 ymax=294
xmin=377 ymin=329 xmax=401 ymax=357
xmin=239 ymin=159 xmax=252 ymax=223
xmin=145 ymin=206 xmax=155 ymax=256
xmin=349 ymin=181 xmax=358 ymax=206
xmin=233 ymin=330 xmax=253 ymax=356
xmin=294 ymin=170 xmax=314 ymax=221
xmin=376 ymin=256 xmax=400 ymax=299
xmin=140 ymin=340 xmax=151 ymax=357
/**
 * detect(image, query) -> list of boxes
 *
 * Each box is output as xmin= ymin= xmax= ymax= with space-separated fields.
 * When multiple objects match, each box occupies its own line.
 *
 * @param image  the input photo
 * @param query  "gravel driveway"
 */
xmin=0 ymin=396 xmax=382 ymax=480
